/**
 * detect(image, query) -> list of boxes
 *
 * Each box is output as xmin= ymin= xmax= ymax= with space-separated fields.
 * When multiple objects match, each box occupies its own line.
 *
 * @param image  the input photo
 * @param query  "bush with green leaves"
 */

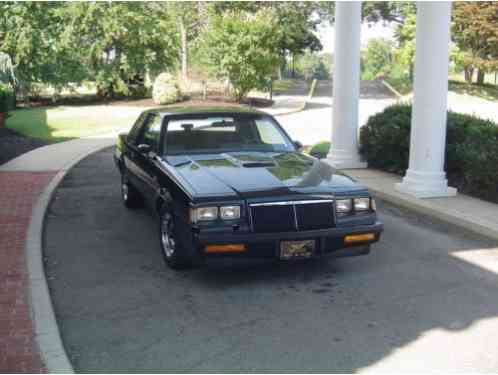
xmin=309 ymin=141 xmax=331 ymax=159
xmin=200 ymin=10 xmax=280 ymax=102
xmin=360 ymin=104 xmax=498 ymax=203
xmin=152 ymin=73 xmax=180 ymax=105
xmin=0 ymin=83 xmax=15 ymax=113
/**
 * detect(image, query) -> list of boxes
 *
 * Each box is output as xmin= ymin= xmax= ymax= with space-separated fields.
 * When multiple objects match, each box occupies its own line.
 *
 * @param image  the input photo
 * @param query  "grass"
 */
xmin=6 ymin=105 xmax=146 ymax=141
xmin=272 ymin=79 xmax=301 ymax=93
xmin=384 ymin=76 xmax=412 ymax=96
xmin=448 ymin=80 xmax=498 ymax=102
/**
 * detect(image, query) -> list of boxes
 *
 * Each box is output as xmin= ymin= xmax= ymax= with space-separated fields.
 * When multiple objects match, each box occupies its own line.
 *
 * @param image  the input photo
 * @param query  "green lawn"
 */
xmin=6 ymin=105 xmax=146 ymax=141
xmin=448 ymin=80 xmax=498 ymax=102
xmin=272 ymin=79 xmax=302 ymax=93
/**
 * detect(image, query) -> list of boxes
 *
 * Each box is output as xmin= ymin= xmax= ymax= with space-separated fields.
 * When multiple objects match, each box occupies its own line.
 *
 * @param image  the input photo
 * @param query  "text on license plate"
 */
xmin=280 ymin=240 xmax=315 ymax=260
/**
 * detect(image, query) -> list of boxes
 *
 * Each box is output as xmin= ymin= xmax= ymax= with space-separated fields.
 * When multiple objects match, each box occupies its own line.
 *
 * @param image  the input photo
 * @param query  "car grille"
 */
xmin=249 ymin=200 xmax=335 ymax=233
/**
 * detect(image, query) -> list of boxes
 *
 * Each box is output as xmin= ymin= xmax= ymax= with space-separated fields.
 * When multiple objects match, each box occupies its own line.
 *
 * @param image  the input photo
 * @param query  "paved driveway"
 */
xmin=44 ymin=148 xmax=498 ymax=372
xmin=276 ymin=80 xmax=397 ymax=146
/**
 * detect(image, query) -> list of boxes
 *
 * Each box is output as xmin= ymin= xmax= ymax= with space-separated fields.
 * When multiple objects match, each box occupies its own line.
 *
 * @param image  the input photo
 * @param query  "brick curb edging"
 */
xmin=25 ymin=168 xmax=74 ymax=373
xmin=25 ymin=142 xmax=115 ymax=373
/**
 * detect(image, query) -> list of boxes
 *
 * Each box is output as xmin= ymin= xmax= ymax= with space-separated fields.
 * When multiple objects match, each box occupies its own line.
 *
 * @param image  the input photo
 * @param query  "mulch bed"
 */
xmin=20 ymin=95 xmax=273 ymax=109
xmin=0 ymin=127 xmax=53 ymax=166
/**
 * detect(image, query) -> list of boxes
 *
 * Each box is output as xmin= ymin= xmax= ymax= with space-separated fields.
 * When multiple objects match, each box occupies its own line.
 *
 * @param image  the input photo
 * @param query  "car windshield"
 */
xmin=163 ymin=115 xmax=295 ymax=155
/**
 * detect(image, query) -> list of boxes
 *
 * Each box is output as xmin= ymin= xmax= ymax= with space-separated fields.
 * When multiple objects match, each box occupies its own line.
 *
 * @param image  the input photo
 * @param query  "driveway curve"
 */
xmin=44 ymin=148 xmax=498 ymax=372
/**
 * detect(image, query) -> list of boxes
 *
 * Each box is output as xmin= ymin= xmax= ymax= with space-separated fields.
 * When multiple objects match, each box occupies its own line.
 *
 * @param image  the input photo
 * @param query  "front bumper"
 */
xmin=196 ymin=221 xmax=383 ymax=259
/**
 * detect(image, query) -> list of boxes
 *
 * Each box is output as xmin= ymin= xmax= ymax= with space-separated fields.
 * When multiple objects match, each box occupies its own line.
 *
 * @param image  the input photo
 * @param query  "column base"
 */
xmin=395 ymin=169 xmax=457 ymax=198
xmin=325 ymin=150 xmax=367 ymax=169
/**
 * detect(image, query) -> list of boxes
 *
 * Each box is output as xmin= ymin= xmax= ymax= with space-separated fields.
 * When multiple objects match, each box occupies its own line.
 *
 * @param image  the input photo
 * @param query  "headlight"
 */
xmin=354 ymin=198 xmax=370 ymax=211
xmin=220 ymin=205 xmax=240 ymax=220
xmin=193 ymin=206 xmax=218 ymax=221
xmin=336 ymin=199 xmax=352 ymax=213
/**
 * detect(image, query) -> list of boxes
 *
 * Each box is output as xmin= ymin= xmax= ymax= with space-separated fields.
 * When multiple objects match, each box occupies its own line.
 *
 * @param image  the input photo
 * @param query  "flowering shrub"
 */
xmin=152 ymin=73 xmax=180 ymax=105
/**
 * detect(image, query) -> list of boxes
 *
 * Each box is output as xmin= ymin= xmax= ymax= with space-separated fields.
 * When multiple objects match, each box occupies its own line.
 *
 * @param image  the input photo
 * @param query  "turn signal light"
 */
xmin=205 ymin=244 xmax=246 ymax=253
xmin=344 ymin=233 xmax=376 ymax=243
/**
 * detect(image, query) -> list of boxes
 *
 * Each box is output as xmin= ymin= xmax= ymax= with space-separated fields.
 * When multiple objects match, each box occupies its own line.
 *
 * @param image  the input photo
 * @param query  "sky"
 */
xmin=317 ymin=21 xmax=396 ymax=54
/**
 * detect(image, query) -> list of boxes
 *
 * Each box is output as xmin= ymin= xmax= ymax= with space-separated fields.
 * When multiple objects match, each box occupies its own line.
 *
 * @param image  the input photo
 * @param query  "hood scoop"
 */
xmin=242 ymin=161 xmax=276 ymax=168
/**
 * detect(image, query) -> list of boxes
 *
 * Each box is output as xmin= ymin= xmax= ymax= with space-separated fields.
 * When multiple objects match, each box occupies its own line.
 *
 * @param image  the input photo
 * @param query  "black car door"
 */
xmin=132 ymin=113 xmax=163 ymax=209
xmin=124 ymin=112 xmax=149 ymax=191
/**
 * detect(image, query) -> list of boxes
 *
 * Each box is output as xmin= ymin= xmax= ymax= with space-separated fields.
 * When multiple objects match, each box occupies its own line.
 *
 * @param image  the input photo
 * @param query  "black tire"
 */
xmin=159 ymin=207 xmax=198 ymax=270
xmin=121 ymin=173 xmax=143 ymax=209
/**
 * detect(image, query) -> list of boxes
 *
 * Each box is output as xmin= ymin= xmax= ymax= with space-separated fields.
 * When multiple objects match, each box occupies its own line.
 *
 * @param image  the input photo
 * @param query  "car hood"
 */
xmin=161 ymin=152 xmax=366 ymax=199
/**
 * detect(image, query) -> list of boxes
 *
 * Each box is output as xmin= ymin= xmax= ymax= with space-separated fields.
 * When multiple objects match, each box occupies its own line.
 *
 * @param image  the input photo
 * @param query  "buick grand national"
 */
xmin=114 ymin=107 xmax=383 ymax=269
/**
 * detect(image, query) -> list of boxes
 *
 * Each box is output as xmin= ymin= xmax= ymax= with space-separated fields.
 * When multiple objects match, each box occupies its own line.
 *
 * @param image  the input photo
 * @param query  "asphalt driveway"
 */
xmin=44 ymin=148 xmax=498 ymax=372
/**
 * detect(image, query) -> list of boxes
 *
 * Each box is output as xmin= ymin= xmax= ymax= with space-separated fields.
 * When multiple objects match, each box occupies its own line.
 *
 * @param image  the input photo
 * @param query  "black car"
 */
xmin=114 ymin=106 xmax=383 ymax=269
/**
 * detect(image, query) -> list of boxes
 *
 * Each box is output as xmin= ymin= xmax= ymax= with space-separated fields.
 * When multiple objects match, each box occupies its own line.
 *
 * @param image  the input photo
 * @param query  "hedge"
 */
xmin=0 ymin=83 xmax=15 ymax=113
xmin=309 ymin=141 xmax=330 ymax=159
xmin=360 ymin=104 xmax=498 ymax=203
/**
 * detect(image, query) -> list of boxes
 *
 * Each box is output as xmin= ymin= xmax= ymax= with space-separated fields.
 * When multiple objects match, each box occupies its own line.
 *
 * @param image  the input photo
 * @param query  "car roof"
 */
xmin=144 ymin=105 xmax=269 ymax=118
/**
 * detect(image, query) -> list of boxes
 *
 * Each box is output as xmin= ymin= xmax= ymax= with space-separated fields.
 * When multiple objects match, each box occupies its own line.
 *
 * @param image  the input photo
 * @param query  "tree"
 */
xmin=452 ymin=2 xmax=498 ymax=85
xmin=210 ymin=2 xmax=331 ymax=78
xmin=362 ymin=2 xmax=416 ymax=25
xmin=159 ymin=2 xmax=208 ymax=81
xmin=361 ymin=38 xmax=394 ymax=80
xmin=57 ymin=2 xmax=178 ymax=98
xmin=0 ymin=52 xmax=16 ymax=86
xmin=201 ymin=11 xmax=280 ymax=102
xmin=296 ymin=51 xmax=330 ymax=81
xmin=0 ymin=2 xmax=83 ymax=96
xmin=393 ymin=13 xmax=416 ymax=82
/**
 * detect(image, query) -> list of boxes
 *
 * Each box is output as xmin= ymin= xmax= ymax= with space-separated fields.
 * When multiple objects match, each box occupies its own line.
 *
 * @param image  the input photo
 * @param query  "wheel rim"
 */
xmin=161 ymin=213 xmax=175 ymax=258
xmin=122 ymin=182 xmax=129 ymax=201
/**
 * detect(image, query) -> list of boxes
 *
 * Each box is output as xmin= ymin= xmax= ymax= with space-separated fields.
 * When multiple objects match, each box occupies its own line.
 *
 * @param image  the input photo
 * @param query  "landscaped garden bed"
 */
xmin=360 ymin=104 xmax=498 ymax=204
xmin=0 ymin=127 xmax=52 ymax=165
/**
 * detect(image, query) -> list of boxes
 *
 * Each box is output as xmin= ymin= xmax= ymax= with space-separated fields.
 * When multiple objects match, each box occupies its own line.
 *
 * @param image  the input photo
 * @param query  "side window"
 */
xmin=138 ymin=114 xmax=162 ymax=152
xmin=127 ymin=112 xmax=147 ymax=144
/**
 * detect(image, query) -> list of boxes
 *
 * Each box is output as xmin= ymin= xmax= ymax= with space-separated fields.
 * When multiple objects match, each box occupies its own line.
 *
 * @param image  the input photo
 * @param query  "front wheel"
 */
xmin=159 ymin=208 xmax=197 ymax=270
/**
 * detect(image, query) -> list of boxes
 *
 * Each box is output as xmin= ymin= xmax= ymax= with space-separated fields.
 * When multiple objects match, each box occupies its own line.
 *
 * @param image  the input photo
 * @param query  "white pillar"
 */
xmin=395 ymin=2 xmax=456 ymax=198
xmin=326 ymin=1 xmax=366 ymax=169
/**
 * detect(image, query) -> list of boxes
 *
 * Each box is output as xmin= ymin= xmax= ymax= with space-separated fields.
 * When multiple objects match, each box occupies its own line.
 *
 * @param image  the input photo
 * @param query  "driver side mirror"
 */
xmin=137 ymin=143 xmax=151 ymax=154
xmin=294 ymin=140 xmax=304 ymax=152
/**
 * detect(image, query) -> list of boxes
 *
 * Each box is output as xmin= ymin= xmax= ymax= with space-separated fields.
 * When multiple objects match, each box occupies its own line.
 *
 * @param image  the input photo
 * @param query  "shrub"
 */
xmin=309 ymin=141 xmax=331 ymax=159
xmin=360 ymin=103 xmax=498 ymax=203
xmin=0 ymin=83 xmax=15 ymax=113
xmin=152 ymin=73 xmax=180 ymax=105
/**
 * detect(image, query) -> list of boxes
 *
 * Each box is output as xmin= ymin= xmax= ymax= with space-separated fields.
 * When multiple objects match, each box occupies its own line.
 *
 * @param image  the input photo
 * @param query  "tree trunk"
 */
xmin=291 ymin=54 xmax=295 ymax=78
xmin=464 ymin=67 xmax=474 ymax=83
xmin=179 ymin=18 xmax=188 ymax=81
xmin=476 ymin=69 xmax=485 ymax=85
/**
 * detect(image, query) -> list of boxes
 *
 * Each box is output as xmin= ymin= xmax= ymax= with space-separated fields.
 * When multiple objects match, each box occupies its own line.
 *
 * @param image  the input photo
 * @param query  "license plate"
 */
xmin=280 ymin=240 xmax=315 ymax=260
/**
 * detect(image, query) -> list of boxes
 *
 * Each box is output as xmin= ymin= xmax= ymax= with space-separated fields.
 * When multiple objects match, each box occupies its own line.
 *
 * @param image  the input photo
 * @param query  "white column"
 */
xmin=326 ymin=1 xmax=366 ymax=169
xmin=395 ymin=2 xmax=456 ymax=198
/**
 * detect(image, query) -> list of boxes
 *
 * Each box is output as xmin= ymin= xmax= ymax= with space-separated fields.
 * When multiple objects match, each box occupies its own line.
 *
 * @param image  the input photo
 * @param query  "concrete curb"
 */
xmin=264 ymin=79 xmax=317 ymax=117
xmin=381 ymin=80 xmax=403 ymax=99
xmin=361 ymin=181 xmax=498 ymax=243
xmin=25 ymin=141 xmax=115 ymax=373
